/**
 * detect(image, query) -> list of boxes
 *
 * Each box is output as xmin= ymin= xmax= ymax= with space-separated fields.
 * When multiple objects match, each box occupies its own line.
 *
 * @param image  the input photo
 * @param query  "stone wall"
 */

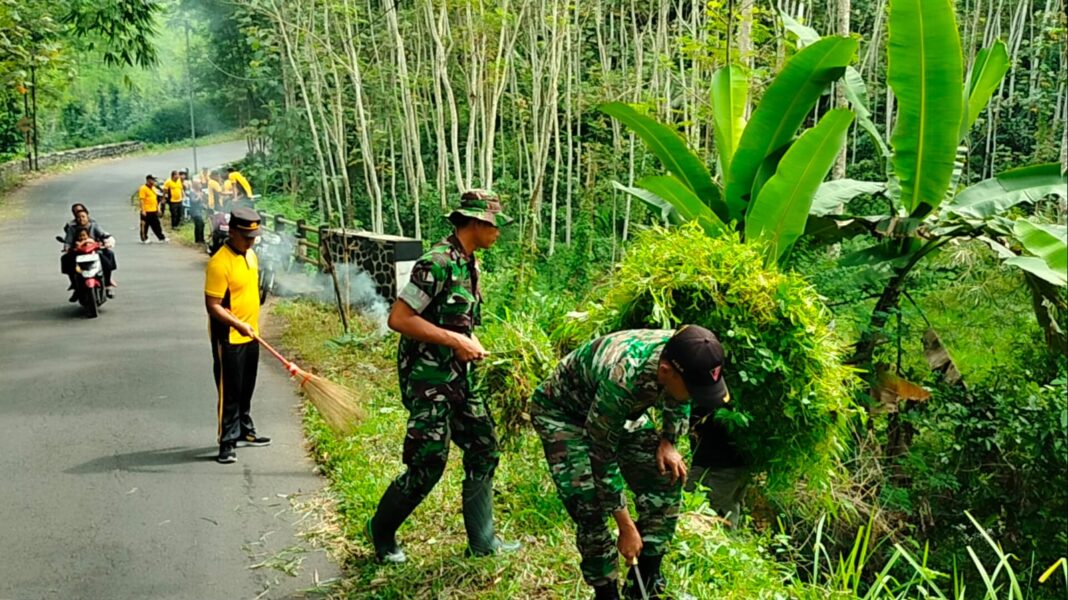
xmin=0 ymin=141 xmax=145 ymax=185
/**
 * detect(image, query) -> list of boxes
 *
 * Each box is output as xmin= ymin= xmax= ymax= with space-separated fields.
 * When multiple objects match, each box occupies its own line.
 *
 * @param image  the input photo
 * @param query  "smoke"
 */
xmin=269 ymin=247 xmax=391 ymax=335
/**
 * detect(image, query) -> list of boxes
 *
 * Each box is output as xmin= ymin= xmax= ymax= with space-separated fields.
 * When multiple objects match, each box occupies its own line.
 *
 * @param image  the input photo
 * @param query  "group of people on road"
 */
xmin=137 ymin=167 xmax=254 ymax=245
xmin=359 ymin=189 xmax=750 ymax=600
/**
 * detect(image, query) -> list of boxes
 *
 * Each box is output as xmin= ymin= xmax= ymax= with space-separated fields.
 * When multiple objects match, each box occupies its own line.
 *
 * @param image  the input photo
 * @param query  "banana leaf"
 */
xmin=945 ymin=163 xmax=1067 ymax=219
xmin=780 ymin=10 xmax=889 ymax=159
xmin=810 ymin=179 xmax=887 ymax=217
xmin=725 ymin=36 xmax=858 ymax=222
xmin=612 ymin=181 xmax=682 ymax=224
xmin=1004 ymin=256 xmax=1068 ymax=287
xmin=746 ymin=108 xmax=855 ymax=262
xmin=600 ymin=102 xmax=727 ymax=222
xmin=710 ymin=65 xmax=749 ymax=177
xmin=1013 ymin=220 xmax=1068 ymax=273
xmin=887 ymin=0 xmax=964 ymax=218
xmin=961 ymin=41 xmax=1010 ymax=140
xmin=636 ymin=175 xmax=728 ymax=236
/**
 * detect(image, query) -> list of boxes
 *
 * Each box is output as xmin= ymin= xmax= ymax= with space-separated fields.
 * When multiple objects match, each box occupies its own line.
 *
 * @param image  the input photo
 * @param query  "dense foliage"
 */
xmin=555 ymin=225 xmax=860 ymax=507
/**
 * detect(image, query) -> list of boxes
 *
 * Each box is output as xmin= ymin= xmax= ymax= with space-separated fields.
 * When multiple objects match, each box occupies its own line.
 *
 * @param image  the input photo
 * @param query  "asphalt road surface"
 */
xmin=0 ymin=143 xmax=338 ymax=600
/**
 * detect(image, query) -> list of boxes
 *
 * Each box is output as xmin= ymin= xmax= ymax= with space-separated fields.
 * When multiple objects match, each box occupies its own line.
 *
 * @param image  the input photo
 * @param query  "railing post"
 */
xmin=318 ymin=225 xmax=329 ymax=271
xmin=295 ymin=219 xmax=307 ymax=264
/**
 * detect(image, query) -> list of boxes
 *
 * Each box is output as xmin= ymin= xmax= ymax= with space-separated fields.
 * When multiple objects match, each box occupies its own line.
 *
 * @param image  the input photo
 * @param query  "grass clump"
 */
xmin=557 ymin=224 xmax=861 ymax=511
xmin=475 ymin=310 xmax=558 ymax=445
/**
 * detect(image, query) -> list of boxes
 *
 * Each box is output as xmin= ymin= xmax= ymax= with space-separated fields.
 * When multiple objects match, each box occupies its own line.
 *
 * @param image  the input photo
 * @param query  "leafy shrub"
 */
xmin=556 ymin=224 xmax=861 ymax=509
xmin=904 ymin=365 xmax=1068 ymax=574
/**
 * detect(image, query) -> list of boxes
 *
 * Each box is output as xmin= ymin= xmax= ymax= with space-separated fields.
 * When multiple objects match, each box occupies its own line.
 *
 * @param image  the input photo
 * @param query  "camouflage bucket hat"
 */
xmin=447 ymin=189 xmax=514 ymax=227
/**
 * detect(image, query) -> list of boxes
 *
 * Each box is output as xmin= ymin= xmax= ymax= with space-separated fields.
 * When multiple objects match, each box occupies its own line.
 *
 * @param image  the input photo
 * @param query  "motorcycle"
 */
xmin=256 ymin=230 xmax=290 ymax=305
xmin=57 ymin=236 xmax=108 ymax=318
xmin=207 ymin=210 xmax=230 ymax=256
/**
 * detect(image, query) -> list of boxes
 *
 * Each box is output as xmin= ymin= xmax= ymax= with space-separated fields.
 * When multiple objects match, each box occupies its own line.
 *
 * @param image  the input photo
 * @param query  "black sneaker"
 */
xmin=216 ymin=445 xmax=237 ymax=464
xmin=68 ymin=292 xmax=78 ymax=303
xmin=236 ymin=433 xmax=271 ymax=447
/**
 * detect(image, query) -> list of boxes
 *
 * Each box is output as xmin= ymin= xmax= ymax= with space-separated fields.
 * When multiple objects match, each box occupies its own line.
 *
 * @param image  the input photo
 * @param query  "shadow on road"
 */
xmin=65 ymin=446 xmax=218 ymax=474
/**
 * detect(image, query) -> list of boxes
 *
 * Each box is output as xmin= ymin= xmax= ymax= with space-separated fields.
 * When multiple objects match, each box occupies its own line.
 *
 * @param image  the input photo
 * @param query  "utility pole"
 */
xmin=185 ymin=18 xmax=198 ymax=173
xmin=30 ymin=63 xmax=39 ymax=171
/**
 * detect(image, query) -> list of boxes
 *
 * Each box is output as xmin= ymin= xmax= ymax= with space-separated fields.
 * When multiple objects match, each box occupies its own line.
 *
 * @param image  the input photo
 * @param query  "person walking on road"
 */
xmin=530 ymin=325 xmax=727 ymax=600
xmin=187 ymin=172 xmax=208 ymax=244
xmin=162 ymin=170 xmax=185 ymax=229
xmin=368 ymin=190 xmax=520 ymax=563
xmin=138 ymin=175 xmax=167 ymax=244
xmin=204 ymin=206 xmax=271 ymax=465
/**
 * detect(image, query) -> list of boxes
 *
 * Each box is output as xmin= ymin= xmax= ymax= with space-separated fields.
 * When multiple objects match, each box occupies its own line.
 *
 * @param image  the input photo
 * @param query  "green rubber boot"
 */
xmin=462 ymin=478 xmax=521 ymax=556
xmin=368 ymin=482 xmax=420 ymax=563
xmin=593 ymin=582 xmax=621 ymax=600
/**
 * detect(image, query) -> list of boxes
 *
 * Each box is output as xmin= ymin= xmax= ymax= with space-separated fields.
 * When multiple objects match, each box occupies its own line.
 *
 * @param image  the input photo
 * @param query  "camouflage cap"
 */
xmin=447 ymin=189 xmax=514 ymax=227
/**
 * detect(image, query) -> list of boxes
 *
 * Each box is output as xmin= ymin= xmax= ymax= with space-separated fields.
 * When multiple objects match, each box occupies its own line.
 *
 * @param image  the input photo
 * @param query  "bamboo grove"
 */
xmin=218 ymin=0 xmax=1067 ymax=250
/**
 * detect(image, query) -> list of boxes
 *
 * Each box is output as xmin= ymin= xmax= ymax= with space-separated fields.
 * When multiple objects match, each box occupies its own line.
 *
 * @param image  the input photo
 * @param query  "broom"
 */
xmin=253 ymin=334 xmax=366 ymax=436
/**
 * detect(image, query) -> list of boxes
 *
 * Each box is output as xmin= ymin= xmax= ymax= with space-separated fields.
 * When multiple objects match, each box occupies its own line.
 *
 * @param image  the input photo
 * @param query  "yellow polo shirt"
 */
xmin=207 ymin=179 xmax=223 ymax=209
xmin=163 ymin=178 xmax=184 ymax=203
xmin=205 ymin=244 xmax=260 ymax=345
xmin=228 ymin=171 xmax=253 ymax=197
xmin=139 ymin=184 xmax=159 ymax=213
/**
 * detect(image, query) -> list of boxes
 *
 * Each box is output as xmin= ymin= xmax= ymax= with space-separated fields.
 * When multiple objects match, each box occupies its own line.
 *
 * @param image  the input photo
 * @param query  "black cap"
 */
xmin=229 ymin=206 xmax=262 ymax=238
xmin=660 ymin=325 xmax=727 ymax=408
xmin=146 ymin=174 xmax=156 ymax=181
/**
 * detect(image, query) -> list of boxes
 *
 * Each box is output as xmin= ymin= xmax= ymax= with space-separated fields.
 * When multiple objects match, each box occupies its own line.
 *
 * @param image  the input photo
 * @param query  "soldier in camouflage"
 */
xmin=368 ymin=190 xmax=521 ymax=563
xmin=531 ymin=326 xmax=728 ymax=600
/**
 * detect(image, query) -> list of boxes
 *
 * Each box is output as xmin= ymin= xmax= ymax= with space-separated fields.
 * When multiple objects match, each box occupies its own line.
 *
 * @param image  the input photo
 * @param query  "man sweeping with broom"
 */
xmin=368 ymin=190 xmax=521 ymax=563
xmin=204 ymin=206 xmax=271 ymax=464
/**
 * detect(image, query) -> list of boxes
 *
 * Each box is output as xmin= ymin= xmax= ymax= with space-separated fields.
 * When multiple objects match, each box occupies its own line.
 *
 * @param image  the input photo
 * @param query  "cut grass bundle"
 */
xmin=475 ymin=311 xmax=558 ymax=445
xmin=556 ymin=224 xmax=861 ymax=511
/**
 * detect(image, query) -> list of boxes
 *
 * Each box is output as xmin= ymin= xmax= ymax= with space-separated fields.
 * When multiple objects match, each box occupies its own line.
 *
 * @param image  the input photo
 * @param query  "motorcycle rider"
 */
xmin=62 ymin=209 xmax=117 ymax=299
xmin=62 ymin=203 xmax=88 ymax=237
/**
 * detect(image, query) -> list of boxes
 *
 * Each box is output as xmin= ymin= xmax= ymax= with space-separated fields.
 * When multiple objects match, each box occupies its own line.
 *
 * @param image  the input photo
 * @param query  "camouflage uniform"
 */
xmin=531 ymin=330 xmax=690 ymax=587
xmin=390 ymin=233 xmax=499 ymax=500
xmin=370 ymin=192 xmax=519 ymax=562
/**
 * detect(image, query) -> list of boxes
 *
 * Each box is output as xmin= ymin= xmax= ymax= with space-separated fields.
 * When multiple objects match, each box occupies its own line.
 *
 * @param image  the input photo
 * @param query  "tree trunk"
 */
xmin=833 ymin=0 xmax=851 ymax=179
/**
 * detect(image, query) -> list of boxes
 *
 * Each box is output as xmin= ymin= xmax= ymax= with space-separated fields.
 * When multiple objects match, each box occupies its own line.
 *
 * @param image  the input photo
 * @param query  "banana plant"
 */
xmin=797 ymin=0 xmax=1068 ymax=362
xmin=601 ymin=34 xmax=858 ymax=265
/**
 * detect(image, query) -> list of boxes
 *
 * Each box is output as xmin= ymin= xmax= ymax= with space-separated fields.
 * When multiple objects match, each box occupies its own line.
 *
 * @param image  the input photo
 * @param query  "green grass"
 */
xmin=271 ymin=299 xmax=1068 ymax=599
xmin=272 ymin=299 xmax=834 ymax=600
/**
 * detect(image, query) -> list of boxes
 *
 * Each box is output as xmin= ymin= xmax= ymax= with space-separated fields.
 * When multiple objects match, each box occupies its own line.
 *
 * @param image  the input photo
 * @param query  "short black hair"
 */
xmin=226 ymin=166 xmax=236 ymax=172
xmin=70 ymin=203 xmax=87 ymax=214
xmin=73 ymin=226 xmax=90 ymax=238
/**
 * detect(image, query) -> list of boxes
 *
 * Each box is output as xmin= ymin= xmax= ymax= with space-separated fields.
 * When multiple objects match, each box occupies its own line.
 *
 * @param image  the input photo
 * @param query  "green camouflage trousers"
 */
xmin=531 ymin=393 xmax=681 ymax=587
xmin=391 ymin=371 xmax=500 ymax=502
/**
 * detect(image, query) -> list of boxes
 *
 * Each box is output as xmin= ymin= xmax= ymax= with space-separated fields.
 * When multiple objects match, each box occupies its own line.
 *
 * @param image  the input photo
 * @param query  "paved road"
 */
xmin=0 ymin=143 xmax=337 ymax=600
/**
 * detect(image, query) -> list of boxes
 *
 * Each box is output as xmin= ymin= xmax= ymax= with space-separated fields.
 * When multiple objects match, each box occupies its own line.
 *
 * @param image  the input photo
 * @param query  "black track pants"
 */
xmin=211 ymin=336 xmax=259 ymax=445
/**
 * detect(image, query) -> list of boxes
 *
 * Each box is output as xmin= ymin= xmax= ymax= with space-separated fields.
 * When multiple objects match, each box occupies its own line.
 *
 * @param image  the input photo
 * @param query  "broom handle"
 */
xmin=253 ymin=335 xmax=292 ymax=368
xmin=223 ymin=310 xmax=301 ymax=375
